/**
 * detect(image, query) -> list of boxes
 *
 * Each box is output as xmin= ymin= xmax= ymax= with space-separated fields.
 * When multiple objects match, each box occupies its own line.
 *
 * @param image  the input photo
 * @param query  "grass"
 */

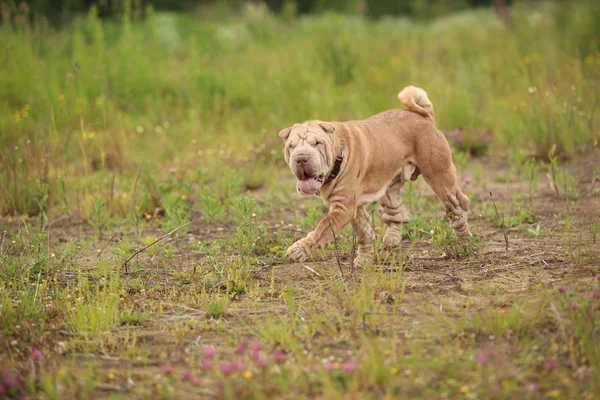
xmin=1 ymin=1 xmax=599 ymax=399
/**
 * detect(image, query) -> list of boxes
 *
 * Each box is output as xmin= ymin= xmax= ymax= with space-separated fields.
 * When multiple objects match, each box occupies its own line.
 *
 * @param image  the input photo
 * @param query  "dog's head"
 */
xmin=279 ymin=121 xmax=336 ymax=196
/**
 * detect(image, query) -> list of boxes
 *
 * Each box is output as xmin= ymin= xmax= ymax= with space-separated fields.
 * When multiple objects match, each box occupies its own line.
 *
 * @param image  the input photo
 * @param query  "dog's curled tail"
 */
xmin=397 ymin=86 xmax=435 ymax=124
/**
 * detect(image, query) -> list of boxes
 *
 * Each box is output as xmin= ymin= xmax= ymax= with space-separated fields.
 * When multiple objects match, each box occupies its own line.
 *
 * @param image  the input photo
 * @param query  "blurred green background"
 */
xmin=22 ymin=0 xmax=510 ymax=22
xmin=0 ymin=0 xmax=598 ymax=218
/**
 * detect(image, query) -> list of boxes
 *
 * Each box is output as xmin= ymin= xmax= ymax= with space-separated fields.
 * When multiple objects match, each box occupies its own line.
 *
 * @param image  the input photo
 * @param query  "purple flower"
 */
xmin=191 ymin=376 xmax=200 ymax=387
xmin=30 ymin=349 xmax=43 ymax=362
xmin=163 ymin=363 xmax=175 ymax=376
xmin=1 ymin=368 xmax=17 ymax=389
xmin=231 ymin=360 xmax=244 ymax=371
xmin=220 ymin=362 xmax=234 ymax=375
xmin=273 ymin=351 xmax=286 ymax=365
xmin=340 ymin=362 xmax=357 ymax=373
xmin=250 ymin=348 xmax=261 ymax=361
xmin=168 ymin=168 xmax=176 ymax=174
xmin=476 ymin=350 xmax=490 ymax=366
xmin=181 ymin=369 xmax=191 ymax=382
xmin=544 ymin=357 xmax=558 ymax=371
xmin=569 ymin=303 xmax=579 ymax=311
xmin=236 ymin=337 xmax=250 ymax=355
xmin=378 ymin=207 xmax=384 ymax=213
xmin=251 ymin=341 xmax=262 ymax=353
xmin=202 ymin=346 xmax=216 ymax=359
xmin=201 ymin=359 xmax=213 ymax=370
xmin=557 ymin=285 xmax=567 ymax=293
xmin=594 ymin=273 xmax=600 ymax=281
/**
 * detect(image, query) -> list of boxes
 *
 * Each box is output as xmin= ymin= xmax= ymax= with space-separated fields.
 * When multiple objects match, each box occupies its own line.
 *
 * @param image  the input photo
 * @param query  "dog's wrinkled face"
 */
xmin=279 ymin=122 xmax=335 ymax=195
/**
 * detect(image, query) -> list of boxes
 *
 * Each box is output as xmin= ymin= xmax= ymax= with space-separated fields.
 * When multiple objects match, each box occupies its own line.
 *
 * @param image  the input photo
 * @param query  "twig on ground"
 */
xmin=121 ymin=221 xmax=190 ymax=273
xmin=98 ymin=229 xmax=121 ymax=258
xmin=303 ymin=265 xmax=322 ymax=277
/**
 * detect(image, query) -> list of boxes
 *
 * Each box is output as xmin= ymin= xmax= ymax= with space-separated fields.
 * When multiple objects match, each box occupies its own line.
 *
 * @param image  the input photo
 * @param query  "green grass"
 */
xmin=1 ymin=1 xmax=599 ymax=215
xmin=1 ymin=1 xmax=600 ymax=399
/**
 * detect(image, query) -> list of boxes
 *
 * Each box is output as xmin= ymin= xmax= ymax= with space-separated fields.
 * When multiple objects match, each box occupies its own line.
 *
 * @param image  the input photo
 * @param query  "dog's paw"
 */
xmin=353 ymin=253 xmax=373 ymax=268
xmin=287 ymin=239 xmax=312 ymax=262
xmin=382 ymin=230 xmax=401 ymax=248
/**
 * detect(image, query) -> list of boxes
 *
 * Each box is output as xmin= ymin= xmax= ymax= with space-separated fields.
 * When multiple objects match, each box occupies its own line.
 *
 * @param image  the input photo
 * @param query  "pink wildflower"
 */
xmin=231 ymin=360 xmax=244 ymax=371
xmin=220 ymin=362 xmax=234 ymax=375
xmin=1 ymin=367 xmax=17 ymax=389
xmin=251 ymin=341 xmax=262 ymax=353
xmin=323 ymin=360 xmax=334 ymax=371
xmin=191 ymin=376 xmax=200 ymax=387
xmin=273 ymin=351 xmax=286 ymax=365
xmin=30 ymin=349 xmax=43 ymax=362
xmin=163 ymin=363 xmax=175 ymax=376
xmin=476 ymin=350 xmax=490 ymax=366
xmin=201 ymin=359 xmax=213 ymax=370
xmin=202 ymin=346 xmax=216 ymax=359
xmin=569 ymin=303 xmax=579 ymax=311
xmin=544 ymin=357 xmax=558 ymax=371
xmin=557 ymin=285 xmax=567 ymax=293
xmin=250 ymin=348 xmax=261 ymax=361
xmin=340 ymin=362 xmax=357 ymax=373
xmin=236 ymin=337 xmax=250 ymax=355
xmin=181 ymin=369 xmax=191 ymax=382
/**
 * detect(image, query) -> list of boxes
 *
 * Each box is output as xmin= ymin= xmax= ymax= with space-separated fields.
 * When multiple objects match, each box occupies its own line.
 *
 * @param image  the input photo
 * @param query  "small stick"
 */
xmin=303 ymin=265 xmax=322 ymax=278
xmin=98 ymin=229 xmax=121 ymax=258
xmin=121 ymin=221 xmax=190 ymax=273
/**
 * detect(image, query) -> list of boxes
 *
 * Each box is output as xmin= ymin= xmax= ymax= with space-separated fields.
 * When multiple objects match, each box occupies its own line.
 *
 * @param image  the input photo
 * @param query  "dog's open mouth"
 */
xmin=297 ymin=175 xmax=324 ymax=195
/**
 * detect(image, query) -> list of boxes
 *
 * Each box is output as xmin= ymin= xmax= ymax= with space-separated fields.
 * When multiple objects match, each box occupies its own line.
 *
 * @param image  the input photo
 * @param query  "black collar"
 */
xmin=323 ymin=148 xmax=344 ymax=186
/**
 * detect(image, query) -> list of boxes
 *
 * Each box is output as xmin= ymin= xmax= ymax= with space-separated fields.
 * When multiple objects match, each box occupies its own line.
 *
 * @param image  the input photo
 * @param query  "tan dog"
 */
xmin=279 ymin=86 xmax=471 ymax=266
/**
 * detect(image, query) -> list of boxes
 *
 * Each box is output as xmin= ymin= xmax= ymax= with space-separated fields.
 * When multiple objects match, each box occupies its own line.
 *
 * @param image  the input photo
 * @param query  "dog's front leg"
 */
xmin=287 ymin=202 xmax=353 ymax=262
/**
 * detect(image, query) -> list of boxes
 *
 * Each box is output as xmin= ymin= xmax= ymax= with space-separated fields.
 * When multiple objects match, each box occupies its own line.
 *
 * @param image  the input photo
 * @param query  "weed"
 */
xmin=547 ymin=145 xmax=579 ymax=201
xmin=205 ymin=297 xmax=228 ymax=319
xmin=431 ymin=219 xmax=480 ymax=259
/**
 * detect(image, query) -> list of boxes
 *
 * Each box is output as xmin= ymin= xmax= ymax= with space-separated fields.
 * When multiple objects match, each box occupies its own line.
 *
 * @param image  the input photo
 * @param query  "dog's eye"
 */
xmin=288 ymin=142 xmax=295 ymax=149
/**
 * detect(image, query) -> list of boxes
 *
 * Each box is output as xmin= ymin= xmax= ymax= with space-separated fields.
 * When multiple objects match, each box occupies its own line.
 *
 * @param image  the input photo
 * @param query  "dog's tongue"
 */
xmin=298 ymin=177 xmax=321 ymax=194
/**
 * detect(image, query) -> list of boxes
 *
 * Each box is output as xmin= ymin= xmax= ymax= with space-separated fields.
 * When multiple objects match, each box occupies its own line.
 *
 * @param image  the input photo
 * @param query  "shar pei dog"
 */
xmin=278 ymin=86 xmax=471 ymax=266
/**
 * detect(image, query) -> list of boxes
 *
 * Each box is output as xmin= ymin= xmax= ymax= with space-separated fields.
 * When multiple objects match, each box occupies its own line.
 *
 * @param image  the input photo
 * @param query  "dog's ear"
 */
xmin=319 ymin=122 xmax=335 ymax=134
xmin=278 ymin=127 xmax=292 ymax=140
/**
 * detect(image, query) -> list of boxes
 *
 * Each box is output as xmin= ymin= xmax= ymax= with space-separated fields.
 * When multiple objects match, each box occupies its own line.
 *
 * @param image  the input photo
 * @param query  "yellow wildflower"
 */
xmin=389 ymin=367 xmax=398 ymax=375
xmin=243 ymin=371 xmax=252 ymax=379
xmin=58 ymin=93 xmax=65 ymax=101
xmin=549 ymin=390 xmax=560 ymax=398
xmin=459 ymin=385 xmax=469 ymax=393
xmin=384 ymin=348 xmax=393 ymax=356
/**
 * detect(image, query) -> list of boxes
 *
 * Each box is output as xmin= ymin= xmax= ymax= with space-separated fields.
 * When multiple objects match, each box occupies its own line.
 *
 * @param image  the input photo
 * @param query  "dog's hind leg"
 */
xmin=351 ymin=205 xmax=376 ymax=267
xmin=380 ymin=177 xmax=411 ymax=248
xmin=422 ymin=170 xmax=471 ymax=238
